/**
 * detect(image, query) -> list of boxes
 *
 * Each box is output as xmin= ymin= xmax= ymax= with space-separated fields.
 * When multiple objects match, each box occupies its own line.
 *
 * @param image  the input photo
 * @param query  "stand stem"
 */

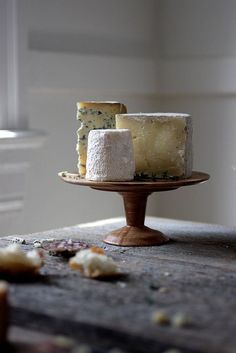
xmin=103 ymin=191 xmax=169 ymax=246
xmin=120 ymin=192 xmax=150 ymax=227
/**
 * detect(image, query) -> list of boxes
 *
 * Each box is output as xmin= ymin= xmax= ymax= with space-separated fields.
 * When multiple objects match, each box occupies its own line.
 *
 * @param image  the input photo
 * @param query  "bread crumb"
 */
xmin=69 ymin=247 xmax=118 ymax=278
xmin=171 ymin=313 xmax=192 ymax=328
xmin=0 ymin=244 xmax=44 ymax=276
xmin=151 ymin=310 xmax=170 ymax=325
xmin=158 ymin=287 xmax=169 ymax=293
xmin=163 ymin=272 xmax=170 ymax=277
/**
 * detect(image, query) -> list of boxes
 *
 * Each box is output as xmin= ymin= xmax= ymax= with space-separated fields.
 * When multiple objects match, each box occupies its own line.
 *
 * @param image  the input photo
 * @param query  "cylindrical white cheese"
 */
xmin=86 ymin=129 xmax=135 ymax=181
xmin=116 ymin=113 xmax=193 ymax=179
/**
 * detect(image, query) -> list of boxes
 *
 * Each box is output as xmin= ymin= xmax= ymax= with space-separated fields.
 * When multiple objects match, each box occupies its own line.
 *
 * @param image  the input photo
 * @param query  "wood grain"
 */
xmin=58 ymin=171 xmax=210 ymax=246
xmin=58 ymin=171 xmax=210 ymax=192
xmin=0 ymin=281 xmax=8 ymax=343
xmin=0 ymin=217 xmax=235 ymax=353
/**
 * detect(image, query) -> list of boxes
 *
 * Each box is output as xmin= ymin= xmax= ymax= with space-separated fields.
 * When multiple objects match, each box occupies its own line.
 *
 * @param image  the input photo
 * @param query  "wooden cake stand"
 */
xmin=59 ymin=171 xmax=209 ymax=247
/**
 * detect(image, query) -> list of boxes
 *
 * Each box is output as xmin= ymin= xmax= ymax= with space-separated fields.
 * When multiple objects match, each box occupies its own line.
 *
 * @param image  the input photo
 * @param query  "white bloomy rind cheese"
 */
xmin=76 ymin=101 xmax=127 ymax=176
xmin=116 ymin=113 xmax=193 ymax=179
xmin=86 ymin=129 xmax=135 ymax=181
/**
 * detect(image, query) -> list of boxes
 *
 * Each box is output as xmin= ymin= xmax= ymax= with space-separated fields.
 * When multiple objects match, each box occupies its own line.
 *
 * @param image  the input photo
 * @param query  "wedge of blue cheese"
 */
xmin=116 ymin=113 xmax=193 ymax=179
xmin=76 ymin=101 xmax=127 ymax=176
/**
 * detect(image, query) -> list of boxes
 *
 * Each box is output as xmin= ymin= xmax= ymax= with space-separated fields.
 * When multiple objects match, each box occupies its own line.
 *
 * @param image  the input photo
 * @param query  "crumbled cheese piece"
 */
xmin=151 ymin=310 xmax=170 ymax=325
xmin=33 ymin=238 xmax=56 ymax=248
xmin=9 ymin=236 xmax=26 ymax=244
xmin=164 ymin=272 xmax=171 ymax=277
xmin=117 ymin=281 xmax=127 ymax=288
xmin=158 ymin=287 xmax=169 ymax=293
xmin=76 ymin=101 xmax=127 ymax=176
xmin=69 ymin=247 xmax=118 ymax=278
xmin=33 ymin=241 xmax=42 ymax=248
xmin=86 ymin=129 xmax=135 ymax=181
xmin=171 ymin=313 xmax=192 ymax=328
xmin=0 ymin=244 xmax=43 ymax=276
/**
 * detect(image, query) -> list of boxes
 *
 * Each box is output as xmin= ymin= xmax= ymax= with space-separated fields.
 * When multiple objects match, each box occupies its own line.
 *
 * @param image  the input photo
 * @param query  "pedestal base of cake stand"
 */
xmin=103 ymin=191 xmax=169 ymax=246
xmin=104 ymin=226 xmax=169 ymax=246
xmin=58 ymin=171 xmax=210 ymax=247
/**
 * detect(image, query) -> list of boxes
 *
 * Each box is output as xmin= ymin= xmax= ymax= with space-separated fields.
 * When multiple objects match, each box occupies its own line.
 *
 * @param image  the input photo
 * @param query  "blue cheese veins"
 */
xmin=76 ymin=101 xmax=127 ymax=176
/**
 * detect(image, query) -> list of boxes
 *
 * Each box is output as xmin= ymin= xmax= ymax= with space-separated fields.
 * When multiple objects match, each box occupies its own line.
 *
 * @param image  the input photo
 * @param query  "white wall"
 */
xmin=156 ymin=0 xmax=236 ymax=225
xmin=4 ymin=0 xmax=236 ymax=235
xmin=18 ymin=0 xmax=161 ymax=234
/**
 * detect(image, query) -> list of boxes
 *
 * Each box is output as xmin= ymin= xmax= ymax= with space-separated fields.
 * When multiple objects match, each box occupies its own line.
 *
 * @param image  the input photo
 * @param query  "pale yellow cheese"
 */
xmin=76 ymin=101 xmax=127 ymax=176
xmin=116 ymin=113 xmax=193 ymax=179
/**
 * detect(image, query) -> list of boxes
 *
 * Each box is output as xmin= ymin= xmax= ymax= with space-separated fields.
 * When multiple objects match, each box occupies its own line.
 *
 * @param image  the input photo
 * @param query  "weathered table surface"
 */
xmin=1 ymin=217 xmax=236 ymax=353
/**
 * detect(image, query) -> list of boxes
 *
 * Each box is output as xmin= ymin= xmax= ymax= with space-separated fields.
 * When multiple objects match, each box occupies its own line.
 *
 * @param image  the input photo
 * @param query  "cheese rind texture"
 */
xmin=76 ymin=101 xmax=127 ymax=176
xmin=86 ymin=129 xmax=135 ymax=181
xmin=116 ymin=113 xmax=193 ymax=179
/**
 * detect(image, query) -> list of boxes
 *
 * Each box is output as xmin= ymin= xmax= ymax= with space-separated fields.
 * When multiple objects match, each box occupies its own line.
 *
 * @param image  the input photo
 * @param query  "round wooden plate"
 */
xmin=58 ymin=171 xmax=209 ymax=191
xmin=58 ymin=171 xmax=210 ymax=247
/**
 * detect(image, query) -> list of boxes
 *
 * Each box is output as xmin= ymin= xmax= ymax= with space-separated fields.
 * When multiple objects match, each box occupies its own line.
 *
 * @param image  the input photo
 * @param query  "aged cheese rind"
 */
xmin=86 ymin=129 xmax=135 ymax=181
xmin=76 ymin=101 xmax=127 ymax=176
xmin=116 ymin=113 xmax=193 ymax=179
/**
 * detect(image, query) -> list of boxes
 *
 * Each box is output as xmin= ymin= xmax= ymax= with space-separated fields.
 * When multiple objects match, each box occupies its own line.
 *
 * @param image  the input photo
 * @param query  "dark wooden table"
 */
xmin=1 ymin=217 xmax=236 ymax=353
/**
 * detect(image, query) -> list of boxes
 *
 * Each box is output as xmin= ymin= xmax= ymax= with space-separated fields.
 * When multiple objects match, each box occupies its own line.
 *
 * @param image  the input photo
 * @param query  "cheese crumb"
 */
xmin=9 ymin=236 xmax=26 ymax=244
xmin=171 ymin=313 xmax=192 ymax=328
xmin=69 ymin=247 xmax=118 ymax=278
xmin=163 ymin=272 xmax=170 ymax=277
xmin=151 ymin=310 xmax=170 ymax=325
xmin=33 ymin=238 xmax=56 ymax=248
xmin=158 ymin=287 xmax=169 ymax=293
